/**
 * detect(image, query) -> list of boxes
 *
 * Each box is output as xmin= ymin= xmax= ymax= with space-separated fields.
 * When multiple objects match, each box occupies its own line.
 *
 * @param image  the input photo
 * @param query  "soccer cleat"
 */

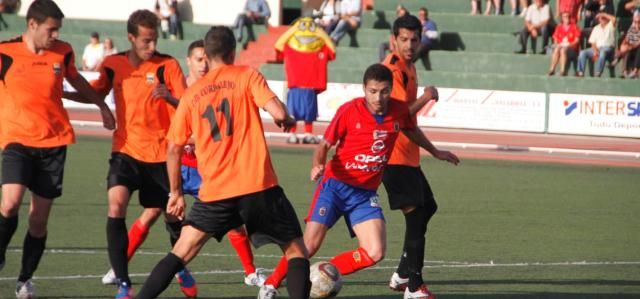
xmin=102 ymin=268 xmax=117 ymax=285
xmin=15 ymin=279 xmax=35 ymax=299
xmin=175 ymin=268 xmax=198 ymax=298
xmin=257 ymin=284 xmax=278 ymax=299
xmin=244 ymin=268 xmax=267 ymax=287
xmin=115 ymin=281 xmax=133 ymax=299
xmin=389 ymin=272 xmax=409 ymax=292
xmin=302 ymin=135 xmax=319 ymax=144
xmin=404 ymin=284 xmax=436 ymax=299
xmin=286 ymin=134 xmax=299 ymax=144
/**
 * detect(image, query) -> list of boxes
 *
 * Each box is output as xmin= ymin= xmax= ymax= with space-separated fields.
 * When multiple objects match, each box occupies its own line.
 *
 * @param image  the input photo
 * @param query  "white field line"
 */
xmin=2 ymin=249 xmax=639 ymax=281
xmin=70 ymin=121 xmax=640 ymax=160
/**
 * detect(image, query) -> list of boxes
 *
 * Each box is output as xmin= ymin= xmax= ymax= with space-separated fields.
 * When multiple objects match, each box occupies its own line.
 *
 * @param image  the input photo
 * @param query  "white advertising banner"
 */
xmin=259 ymin=80 xmax=287 ymax=119
xmin=548 ymin=93 xmax=640 ymax=138
xmin=316 ymin=83 xmax=365 ymax=121
xmin=63 ymin=71 xmax=115 ymax=110
xmin=419 ymin=88 xmax=547 ymax=132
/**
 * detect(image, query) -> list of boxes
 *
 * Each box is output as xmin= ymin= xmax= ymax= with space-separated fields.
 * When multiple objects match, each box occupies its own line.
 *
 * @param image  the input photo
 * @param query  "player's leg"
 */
xmin=329 ymin=217 xmax=385 ymax=275
xmin=227 ymin=225 xmax=265 ymax=286
xmin=136 ymin=225 xmax=210 ymax=299
xmin=17 ymin=193 xmax=53 ymax=282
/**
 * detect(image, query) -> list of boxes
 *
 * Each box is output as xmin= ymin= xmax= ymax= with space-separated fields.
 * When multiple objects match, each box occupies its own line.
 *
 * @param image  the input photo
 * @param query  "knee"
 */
xmin=304 ymin=237 xmax=323 ymax=257
xmin=28 ymin=216 xmax=48 ymax=237
xmin=1 ymin=202 xmax=20 ymax=217
xmin=364 ymin=246 xmax=385 ymax=263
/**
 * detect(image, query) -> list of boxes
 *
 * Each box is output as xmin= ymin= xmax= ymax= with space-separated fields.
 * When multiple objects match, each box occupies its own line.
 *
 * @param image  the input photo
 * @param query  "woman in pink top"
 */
xmin=548 ymin=12 xmax=581 ymax=76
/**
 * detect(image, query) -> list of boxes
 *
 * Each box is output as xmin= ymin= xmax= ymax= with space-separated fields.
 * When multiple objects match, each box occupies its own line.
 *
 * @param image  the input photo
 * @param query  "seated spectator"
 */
xmin=103 ymin=38 xmax=118 ymax=56
xmin=378 ymin=5 xmax=408 ymax=61
xmin=612 ymin=13 xmax=640 ymax=78
xmin=577 ymin=12 xmax=616 ymax=77
xmin=156 ymin=0 xmax=180 ymax=40
xmin=625 ymin=0 xmax=640 ymax=14
xmin=233 ymin=0 xmax=271 ymax=43
xmin=582 ymin=0 xmax=614 ymax=47
xmin=330 ymin=0 xmax=362 ymax=44
xmin=548 ymin=12 xmax=581 ymax=76
xmin=509 ymin=0 xmax=530 ymax=16
xmin=556 ymin=0 xmax=583 ymax=24
xmin=82 ymin=32 xmax=105 ymax=71
xmin=515 ymin=0 xmax=553 ymax=54
xmin=414 ymin=7 xmax=439 ymax=69
xmin=314 ymin=0 xmax=340 ymax=33
xmin=470 ymin=0 xmax=502 ymax=15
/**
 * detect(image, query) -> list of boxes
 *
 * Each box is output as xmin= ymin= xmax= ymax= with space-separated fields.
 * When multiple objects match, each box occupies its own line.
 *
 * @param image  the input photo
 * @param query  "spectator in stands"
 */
xmin=378 ymin=5 xmax=408 ymax=61
xmin=0 ymin=0 xmax=9 ymax=30
xmin=314 ymin=0 xmax=340 ymax=33
xmin=470 ymin=0 xmax=502 ymax=15
xmin=414 ymin=7 xmax=439 ymax=69
xmin=625 ymin=0 xmax=640 ymax=14
xmin=82 ymin=32 xmax=105 ymax=71
xmin=330 ymin=0 xmax=362 ymax=44
xmin=612 ymin=13 xmax=640 ymax=78
xmin=548 ymin=12 xmax=581 ymax=76
xmin=233 ymin=0 xmax=271 ymax=44
xmin=103 ymin=38 xmax=118 ymax=56
xmin=583 ymin=0 xmax=614 ymax=41
xmin=515 ymin=0 xmax=553 ymax=54
xmin=156 ymin=0 xmax=180 ymax=40
xmin=556 ymin=0 xmax=583 ymax=24
xmin=577 ymin=12 xmax=616 ymax=77
xmin=510 ymin=0 xmax=530 ymax=16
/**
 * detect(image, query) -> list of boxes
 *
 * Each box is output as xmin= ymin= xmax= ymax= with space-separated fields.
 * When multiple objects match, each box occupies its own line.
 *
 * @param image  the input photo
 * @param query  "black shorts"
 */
xmin=107 ymin=152 xmax=170 ymax=208
xmin=184 ymin=186 xmax=303 ymax=248
xmin=1 ymin=143 xmax=67 ymax=199
xmin=382 ymin=165 xmax=437 ymax=211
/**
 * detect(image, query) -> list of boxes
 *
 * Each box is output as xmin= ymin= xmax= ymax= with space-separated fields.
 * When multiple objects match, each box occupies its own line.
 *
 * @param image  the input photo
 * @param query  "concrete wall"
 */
xmin=18 ymin=0 xmax=282 ymax=26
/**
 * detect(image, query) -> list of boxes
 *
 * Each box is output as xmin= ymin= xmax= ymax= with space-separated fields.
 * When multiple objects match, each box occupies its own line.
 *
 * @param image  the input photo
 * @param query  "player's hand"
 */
xmin=310 ymin=164 xmax=325 ymax=181
xmin=423 ymin=85 xmax=439 ymax=102
xmin=276 ymin=115 xmax=296 ymax=132
xmin=152 ymin=84 xmax=172 ymax=101
xmin=99 ymin=104 xmax=116 ymax=130
xmin=167 ymin=193 xmax=186 ymax=220
xmin=434 ymin=150 xmax=460 ymax=166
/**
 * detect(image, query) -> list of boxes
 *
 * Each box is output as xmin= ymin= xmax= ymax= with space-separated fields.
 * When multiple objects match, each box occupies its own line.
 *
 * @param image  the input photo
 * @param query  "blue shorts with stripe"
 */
xmin=287 ymin=87 xmax=318 ymax=122
xmin=308 ymin=177 xmax=384 ymax=236
xmin=181 ymin=165 xmax=201 ymax=198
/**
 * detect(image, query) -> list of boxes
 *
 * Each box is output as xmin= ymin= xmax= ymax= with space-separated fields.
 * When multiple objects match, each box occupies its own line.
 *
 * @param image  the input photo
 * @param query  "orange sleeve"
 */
xmin=166 ymin=58 xmax=187 ymax=100
xmin=166 ymin=91 xmax=193 ymax=146
xmin=64 ymin=47 xmax=80 ymax=80
xmin=90 ymin=62 xmax=113 ymax=95
xmin=390 ymin=68 xmax=408 ymax=102
xmin=247 ymin=68 xmax=277 ymax=108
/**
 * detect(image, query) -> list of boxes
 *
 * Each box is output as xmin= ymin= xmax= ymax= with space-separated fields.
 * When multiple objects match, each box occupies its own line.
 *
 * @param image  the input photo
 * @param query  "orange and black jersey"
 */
xmin=0 ymin=36 xmax=79 ymax=148
xmin=92 ymin=51 xmax=186 ymax=163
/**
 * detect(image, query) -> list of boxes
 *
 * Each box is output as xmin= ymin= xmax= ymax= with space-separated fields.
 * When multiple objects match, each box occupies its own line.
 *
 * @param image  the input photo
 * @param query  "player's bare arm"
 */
xmin=263 ymin=96 xmax=296 ymax=131
xmin=408 ymin=85 xmax=438 ymax=115
xmin=152 ymin=84 xmax=179 ymax=107
xmin=311 ymin=140 xmax=332 ymax=181
xmin=166 ymin=141 xmax=186 ymax=220
xmin=402 ymin=127 xmax=460 ymax=165
xmin=66 ymin=75 xmax=116 ymax=130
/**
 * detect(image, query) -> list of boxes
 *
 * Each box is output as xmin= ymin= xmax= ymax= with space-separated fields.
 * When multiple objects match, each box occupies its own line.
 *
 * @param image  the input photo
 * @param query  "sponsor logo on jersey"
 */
xmin=146 ymin=72 xmax=155 ymax=84
xmin=53 ymin=63 xmax=61 ymax=75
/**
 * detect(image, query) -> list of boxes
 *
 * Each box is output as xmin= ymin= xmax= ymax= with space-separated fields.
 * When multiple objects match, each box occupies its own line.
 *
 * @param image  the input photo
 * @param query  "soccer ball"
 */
xmin=309 ymin=261 xmax=343 ymax=299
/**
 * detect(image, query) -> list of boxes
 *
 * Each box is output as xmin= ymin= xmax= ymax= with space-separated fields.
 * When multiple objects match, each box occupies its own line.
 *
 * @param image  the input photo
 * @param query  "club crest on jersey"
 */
xmin=319 ymin=207 xmax=327 ymax=216
xmin=52 ymin=63 xmax=61 ymax=75
xmin=369 ymin=195 xmax=380 ymax=207
xmin=355 ymin=122 xmax=361 ymax=129
xmin=145 ymin=72 xmax=155 ymax=84
xmin=393 ymin=122 xmax=400 ymax=132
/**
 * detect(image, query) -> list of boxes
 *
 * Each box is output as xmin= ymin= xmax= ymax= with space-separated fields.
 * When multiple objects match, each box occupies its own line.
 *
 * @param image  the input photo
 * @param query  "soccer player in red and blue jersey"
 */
xmin=258 ymin=63 xmax=459 ymax=298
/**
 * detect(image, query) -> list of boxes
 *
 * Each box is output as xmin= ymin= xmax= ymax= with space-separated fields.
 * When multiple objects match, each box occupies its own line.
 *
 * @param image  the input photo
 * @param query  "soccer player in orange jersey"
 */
xmin=135 ymin=26 xmax=310 ymax=299
xmin=382 ymin=14 xmax=459 ymax=299
xmin=0 ymin=1 xmax=115 ymax=298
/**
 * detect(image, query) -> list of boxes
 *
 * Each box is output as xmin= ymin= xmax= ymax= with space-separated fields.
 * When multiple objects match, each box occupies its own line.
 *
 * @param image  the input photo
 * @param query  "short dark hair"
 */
xmin=91 ymin=32 xmax=100 ymax=39
xmin=420 ymin=7 xmax=429 ymax=16
xmin=204 ymin=26 xmax=236 ymax=61
xmin=187 ymin=40 xmax=204 ymax=57
xmin=363 ymin=63 xmax=393 ymax=86
xmin=127 ymin=10 xmax=159 ymax=36
xmin=26 ymin=0 xmax=65 ymax=24
xmin=392 ymin=14 xmax=422 ymax=37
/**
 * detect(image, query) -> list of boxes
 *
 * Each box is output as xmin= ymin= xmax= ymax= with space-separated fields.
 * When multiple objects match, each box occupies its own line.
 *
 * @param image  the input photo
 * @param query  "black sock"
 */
xmin=403 ymin=208 xmax=428 ymax=292
xmin=165 ymin=221 xmax=182 ymax=247
xmin=136 ymin=253 xmax=184 ymax=299
xmin=107 ymin=217 xmax=130 ymax=285
xmin=0 ymin=214 xmax=18 ymax=264
xmin=18 ymin=232 xmax=46 ymax=282
xmin=396 ymin=250 xmax=409 ymax=278
xmin=286 ymin=257 xmax=311 ymax=299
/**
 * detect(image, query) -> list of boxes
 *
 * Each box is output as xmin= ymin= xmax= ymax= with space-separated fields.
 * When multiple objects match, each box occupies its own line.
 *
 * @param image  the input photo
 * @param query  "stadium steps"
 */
xmin=236 ymin=26 xmax=290 ymax=69
xmin=372 ymin=0 xmax=625 ymax=13
xmin=259 ymin=63 xmax=640 ymax=97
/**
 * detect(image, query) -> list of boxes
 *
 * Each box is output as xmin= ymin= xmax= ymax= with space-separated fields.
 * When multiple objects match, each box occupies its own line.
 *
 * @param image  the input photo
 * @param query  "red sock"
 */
xmin=264 ymin=256 xmax=288 ymax=289
xmin=290 ymin=125 xmax=298 ymax=133
xmin=304 ymin=122 xmax=313 ymax=134
xmin=329 ymin=247 xmax=376 ymax=275
xmin=227 ymin=229 xmax=256 ymax=275
xmin=127 ymin=220 xmax=149 ymax=261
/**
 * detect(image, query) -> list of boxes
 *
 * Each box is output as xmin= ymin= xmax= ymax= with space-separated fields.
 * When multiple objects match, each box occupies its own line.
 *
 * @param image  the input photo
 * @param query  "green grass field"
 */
xmin=1 ymin=136 xmax=639 ymax=298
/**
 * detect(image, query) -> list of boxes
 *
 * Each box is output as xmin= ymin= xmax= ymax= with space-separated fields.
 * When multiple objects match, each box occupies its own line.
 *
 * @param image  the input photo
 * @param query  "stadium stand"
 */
xmin=262 ymin=0 xmax=639 ymax=97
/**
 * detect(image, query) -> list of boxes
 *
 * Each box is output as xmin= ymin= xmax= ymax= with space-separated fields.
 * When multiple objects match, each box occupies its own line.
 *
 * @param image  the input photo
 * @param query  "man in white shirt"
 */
xmin=330 ymin=0 xmax=361 ymax=44
xmin=577 ymin=12 xmax=616 ymax=77
xmin=81 ymin=32 xmax=105 ymax=71
xmin=516 ymin=0 xmax=553 ymax=54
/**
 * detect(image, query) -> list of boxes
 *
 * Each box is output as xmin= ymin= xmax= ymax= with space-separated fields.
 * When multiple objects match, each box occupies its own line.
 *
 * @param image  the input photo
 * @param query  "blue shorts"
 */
xmin=181 ymin=165 xmax=201 ymax=198
xmin=287 ymin=87 xmax=318 ymax=122
xmin=308 ymin=178 xmax=384 ymax=237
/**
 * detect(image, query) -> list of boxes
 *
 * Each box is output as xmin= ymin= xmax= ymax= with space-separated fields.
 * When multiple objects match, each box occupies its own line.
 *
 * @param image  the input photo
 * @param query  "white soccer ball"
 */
xmin=309 ymin=261 xmax=343 ymax=299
